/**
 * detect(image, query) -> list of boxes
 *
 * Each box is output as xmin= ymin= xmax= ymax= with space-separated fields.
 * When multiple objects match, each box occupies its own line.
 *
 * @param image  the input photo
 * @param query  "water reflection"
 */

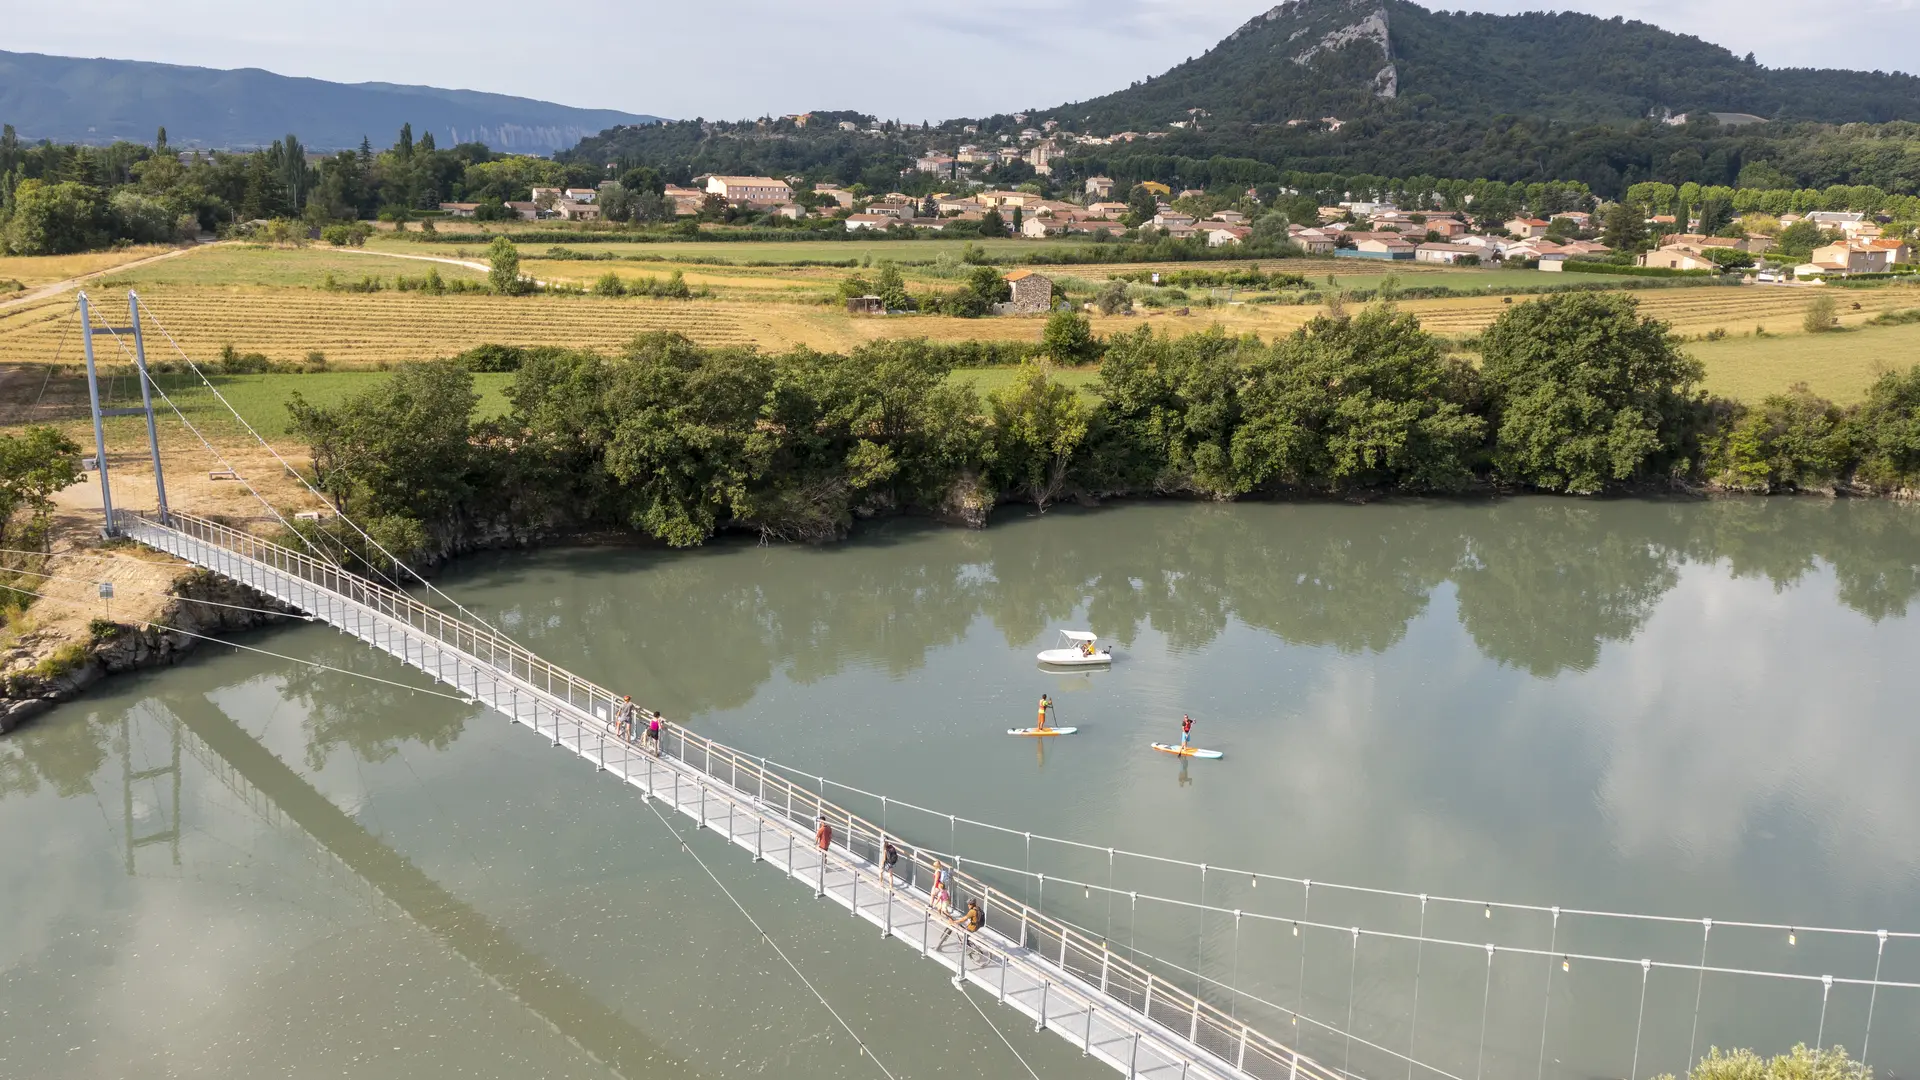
xmin=470 ymin=498 xmax=1920 ymax=719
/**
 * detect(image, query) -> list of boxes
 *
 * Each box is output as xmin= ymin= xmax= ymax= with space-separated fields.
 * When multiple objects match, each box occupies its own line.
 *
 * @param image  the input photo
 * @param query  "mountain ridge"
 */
xmin=1055 ymin=0 xmax=1920 ymax=131
xmin=0 ymin=50 xmax=664 ymax=153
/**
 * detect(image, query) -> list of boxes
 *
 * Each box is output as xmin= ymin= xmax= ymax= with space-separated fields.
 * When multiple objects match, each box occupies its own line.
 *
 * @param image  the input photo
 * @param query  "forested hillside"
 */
xmin=1063 ymin=0 xmax=1920 ymax=130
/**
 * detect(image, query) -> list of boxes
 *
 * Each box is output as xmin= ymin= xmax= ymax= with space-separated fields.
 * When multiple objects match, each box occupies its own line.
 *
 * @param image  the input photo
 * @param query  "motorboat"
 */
xmin=1037 ymin=630 xmax=1112 ymax=666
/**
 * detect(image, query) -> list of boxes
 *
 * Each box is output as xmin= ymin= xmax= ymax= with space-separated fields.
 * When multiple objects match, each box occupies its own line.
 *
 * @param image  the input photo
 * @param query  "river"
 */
xmin=3 ymin=498 xmax=1918 ymax=1080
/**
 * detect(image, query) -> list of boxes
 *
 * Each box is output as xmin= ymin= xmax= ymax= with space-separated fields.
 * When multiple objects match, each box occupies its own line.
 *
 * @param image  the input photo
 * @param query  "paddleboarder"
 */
xmin=1180 ymin=713 xmax=1194 ymax=749
xmin=1037 ymin=694 xmax=1054 ymax=731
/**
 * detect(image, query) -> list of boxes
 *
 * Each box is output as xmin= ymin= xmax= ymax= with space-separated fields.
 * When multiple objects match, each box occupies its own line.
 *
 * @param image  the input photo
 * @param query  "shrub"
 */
xmin=592 ymin=270 xmax=627 ymax=297
xmin=31 ymin=641 xmax=91 ymax=679
xmin=1803 ymin=292 xmax=1839 ymax=333
xmin=1708 ymin=386 xmax=1848 ymax=492
xmin=215 ymin=344 xmax=273 ymax=374
xmin=88 ymin=617 xmax=124 ymax=642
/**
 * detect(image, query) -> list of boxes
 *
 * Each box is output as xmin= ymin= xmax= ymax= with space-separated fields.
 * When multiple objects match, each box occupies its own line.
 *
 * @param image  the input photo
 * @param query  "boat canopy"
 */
xmin=1060 ymin=631 xmax=1098 ymax=642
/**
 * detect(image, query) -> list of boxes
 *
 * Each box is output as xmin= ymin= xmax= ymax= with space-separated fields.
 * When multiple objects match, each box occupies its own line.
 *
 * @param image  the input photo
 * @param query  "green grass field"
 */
xmin=109 ymin=245 xmax=488 ymax=289
xmin=949 ymin=366 xmax=1103 ymax=400
xmin=92 ymin=370 xmax=515 ymax=439
xmin=1691 ymin=319 xmax=1920 ymax=405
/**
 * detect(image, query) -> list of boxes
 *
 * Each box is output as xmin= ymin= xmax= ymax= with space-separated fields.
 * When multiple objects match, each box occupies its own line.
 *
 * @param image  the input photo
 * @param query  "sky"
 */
xmin=2 ymin=0 xmax=1917 ymax=122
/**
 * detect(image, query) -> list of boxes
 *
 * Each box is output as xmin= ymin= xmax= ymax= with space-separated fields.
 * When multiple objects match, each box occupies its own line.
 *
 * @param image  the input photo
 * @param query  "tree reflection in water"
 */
xmin=5 ymin=497 xmax=1916 ymax=788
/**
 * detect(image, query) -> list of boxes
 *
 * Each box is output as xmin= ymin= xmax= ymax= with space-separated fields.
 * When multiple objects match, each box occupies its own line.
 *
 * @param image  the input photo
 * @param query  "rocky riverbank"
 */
xmin=0 ymin=569 xmax=296 ymax=734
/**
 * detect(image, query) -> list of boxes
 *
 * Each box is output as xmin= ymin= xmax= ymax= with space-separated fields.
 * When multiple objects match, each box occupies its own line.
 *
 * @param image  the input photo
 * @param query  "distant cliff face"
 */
xmin=1051 ymin=0 xmax=1920 ymax=131
xmin=1237 ymin=0 xmax=1397 ymax=99
xmin=0 ymin=51 xmax=663 ymax=151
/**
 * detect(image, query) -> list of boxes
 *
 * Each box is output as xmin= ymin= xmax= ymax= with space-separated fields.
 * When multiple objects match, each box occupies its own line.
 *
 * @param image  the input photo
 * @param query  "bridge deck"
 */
xmin=121 ymin=509 xmax=1341 ymax=1080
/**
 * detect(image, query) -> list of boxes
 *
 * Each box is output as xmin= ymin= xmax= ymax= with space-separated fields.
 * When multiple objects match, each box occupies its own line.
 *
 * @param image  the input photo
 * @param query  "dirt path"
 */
xmin=337 ymin=247 xmax=549 ymax=286
xmin=0 ymin=242 xmax=216 ymax=313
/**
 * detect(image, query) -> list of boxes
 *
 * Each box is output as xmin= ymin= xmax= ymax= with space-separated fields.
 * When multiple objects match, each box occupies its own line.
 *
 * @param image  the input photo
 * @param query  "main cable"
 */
xmin=136 ymin=300 xmax=524 ymax=640
xmin=920 ymin=848 xmax=1920 ymax=991
xmin=748 ymin=756 xmax=1918 ymax=942
xmin=90 ymin=320 xmax=352 ymax=576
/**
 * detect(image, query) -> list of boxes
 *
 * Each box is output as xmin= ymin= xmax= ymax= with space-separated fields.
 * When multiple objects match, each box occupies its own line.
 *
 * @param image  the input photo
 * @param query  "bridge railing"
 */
xmin=128 ymin=508 xmax=1340 ymax=1080
xmin=668 ymin=725 xmax=1342 ymax=1080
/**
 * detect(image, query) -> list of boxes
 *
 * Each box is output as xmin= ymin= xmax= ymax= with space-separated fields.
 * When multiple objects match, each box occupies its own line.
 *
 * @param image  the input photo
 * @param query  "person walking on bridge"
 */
xmin=816 ymin=815 xmax=833 ymax=853
xmin=615 ymin=696 xmax=636 ymax=741
xmin=645 ymin=712 xmax=663 ymax=756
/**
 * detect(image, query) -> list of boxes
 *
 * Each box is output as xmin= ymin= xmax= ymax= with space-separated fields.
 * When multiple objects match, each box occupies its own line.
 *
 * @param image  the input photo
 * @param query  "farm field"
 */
xmin=3 ymin=244 xmax=1915 ymax=405
xmin=6 ymin=277 xmax=1915 ymax=397
xmin=368 ymin=234 xmax=1072 ymax=264
xmin=11 ymin=368 xmax=516 ymax=441
xmin=1690 ymin=319 xmax=1920 ymax=405
xmin=0 ymin=245 xmax=179 ymax=289
xmin=109 ymin=245 xmax=489 ymax=288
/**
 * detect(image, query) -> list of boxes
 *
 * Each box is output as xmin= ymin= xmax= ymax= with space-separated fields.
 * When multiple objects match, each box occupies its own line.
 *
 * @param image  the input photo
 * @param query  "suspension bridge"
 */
xmin=25 ymin=289 xmax=1918 ymax=1080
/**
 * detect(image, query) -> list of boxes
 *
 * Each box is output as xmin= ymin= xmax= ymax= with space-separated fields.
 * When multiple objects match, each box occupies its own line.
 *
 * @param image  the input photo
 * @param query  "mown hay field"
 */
xmin=0 ymin=285 xmax=762 ymax=367
xmin=0 ymin=245 xmax=179 ymax=289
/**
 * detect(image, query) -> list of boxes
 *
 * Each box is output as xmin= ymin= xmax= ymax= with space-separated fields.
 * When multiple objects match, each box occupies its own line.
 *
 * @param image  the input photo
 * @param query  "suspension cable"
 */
xmin=1 ymin=583 xmax=469 ymax=701
xmin=135 ymin=300 xmax=524 ymax=638
xmin=899 ymin=848 xmax=1920 ymax=990
xmin=634 ymin=773 xmax=899 ymax=1080
xmin=90 ymin=320 xmax=351 ymax=576
xmin=747 ymin=757 xmax=1919 ymax=942
xmin=0 ymin=564 xmax=312 ymax=621
xmin=955 ymin=981 xmax=1040 ymax=1080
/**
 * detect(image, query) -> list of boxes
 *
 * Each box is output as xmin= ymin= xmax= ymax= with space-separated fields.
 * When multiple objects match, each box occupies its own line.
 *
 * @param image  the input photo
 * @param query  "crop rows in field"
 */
xmin=0 ymin=287 xmax=756 ymax=365
xmin=1404 ymin=287 xmax=1920 ymax=336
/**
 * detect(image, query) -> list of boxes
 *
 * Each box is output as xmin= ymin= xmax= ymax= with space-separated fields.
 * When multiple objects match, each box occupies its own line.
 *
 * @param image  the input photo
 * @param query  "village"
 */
xmin=444 ymin=164 xmax=1914 ymax=286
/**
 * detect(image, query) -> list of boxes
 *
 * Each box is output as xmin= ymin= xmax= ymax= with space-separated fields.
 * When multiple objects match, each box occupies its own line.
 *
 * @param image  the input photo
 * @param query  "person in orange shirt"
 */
xmin=1036 ymin=694 xmax=1053 ymax=731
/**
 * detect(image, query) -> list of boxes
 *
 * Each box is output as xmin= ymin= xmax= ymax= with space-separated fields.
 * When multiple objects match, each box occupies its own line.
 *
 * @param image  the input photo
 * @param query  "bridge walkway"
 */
xmin=119 ymin=508 xmax=1343 ymax=1080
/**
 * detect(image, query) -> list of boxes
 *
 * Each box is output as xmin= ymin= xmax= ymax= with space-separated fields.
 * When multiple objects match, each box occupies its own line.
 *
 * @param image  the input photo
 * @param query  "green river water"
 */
xmin=3 ymin=498 xmax=1917 ymax=1080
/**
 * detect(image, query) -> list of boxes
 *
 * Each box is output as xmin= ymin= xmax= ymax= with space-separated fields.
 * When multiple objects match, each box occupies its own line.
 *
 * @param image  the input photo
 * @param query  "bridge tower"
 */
xmin=77 ymin=290 xmax=171 ymax=536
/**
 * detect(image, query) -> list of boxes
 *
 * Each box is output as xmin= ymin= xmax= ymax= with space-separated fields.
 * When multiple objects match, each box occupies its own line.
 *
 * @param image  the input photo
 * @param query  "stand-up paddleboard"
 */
xmin=1151 ymin=742 xmax=1223 ymax=759
xmin=1007 ymin=726 xmax=1080 ymax=736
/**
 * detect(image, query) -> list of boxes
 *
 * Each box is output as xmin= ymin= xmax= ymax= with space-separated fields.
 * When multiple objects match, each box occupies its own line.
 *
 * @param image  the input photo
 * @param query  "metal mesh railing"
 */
xmin=123 ymin=508 xmax=1346 ymax=1080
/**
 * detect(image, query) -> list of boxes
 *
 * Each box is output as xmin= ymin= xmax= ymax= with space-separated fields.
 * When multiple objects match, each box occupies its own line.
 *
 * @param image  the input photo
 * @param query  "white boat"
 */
xmin=1037 ymin=630 xmax=1112 ymax=666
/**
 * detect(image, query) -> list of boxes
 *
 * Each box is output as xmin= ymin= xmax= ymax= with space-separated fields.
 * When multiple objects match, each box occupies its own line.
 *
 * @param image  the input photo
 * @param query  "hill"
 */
xmin=1059 ymin=0 xmax=1920 ymax=130
xmin=0 ymin=50 xmax=664 ymax=152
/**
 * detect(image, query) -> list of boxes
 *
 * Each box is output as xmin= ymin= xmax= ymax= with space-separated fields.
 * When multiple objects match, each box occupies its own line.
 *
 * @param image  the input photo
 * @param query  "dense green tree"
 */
xmin=873 ymin=260 xmax=912 ymax=311
xmin=1041 ymin=309 xmax=1099 ymax=365
xmin=1601 ymin=202 xmax=1648 ymax=251
xmin=287 ymin=361 xmax=480 ymax=527
xmin=988 ymin=363 xmax=1087 ymax=511
xmin=1088 ymin=326 xmax=1244 ymax=496
xmin=1846 ymin=366 xmax=1920 ymax=490
xmin=1709 ymin=386 xmax=1848 ymax=492
xmin=0 ymin=426 xmax=84 ymax=551
xmin=1233 ymin=306 xmax=1484 ymax=493
xmin=1774 ymin=219 xmax=1828 ymax=260
xmin=487 ymin=236 xmax=528 ymax=295
xmin=979 ymin=207 xmax=1006 ymax=238
xmin=1480 ymin=293 xmax=1703 ymax=493
xmin=3 ymin=179 xmax=110 ymax=254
